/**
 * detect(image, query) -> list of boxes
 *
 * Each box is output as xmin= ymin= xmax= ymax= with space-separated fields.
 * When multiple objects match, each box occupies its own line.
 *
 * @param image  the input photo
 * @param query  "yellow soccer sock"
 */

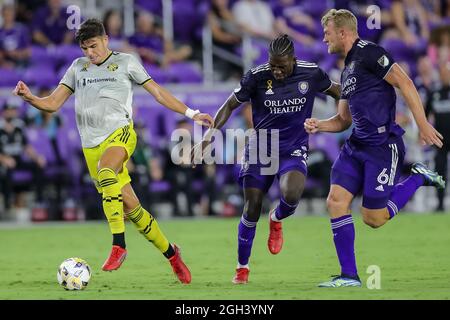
xmin=98 ymin=168 xmax=125 ymax=235
xmin=127 ymin=205 xmax=170 ymax=253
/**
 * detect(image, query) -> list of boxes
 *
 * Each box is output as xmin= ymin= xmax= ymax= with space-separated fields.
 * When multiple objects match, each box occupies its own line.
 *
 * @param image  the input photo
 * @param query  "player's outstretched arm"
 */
xmin=305 ymin=99 xmax=352 ymax=134
xmin=190 ymin=93 xmax=241 ymax=167
xmin=384 ymin=63 xmax=443 ymax=148
xmin=324 ymin=81 xmax=341 ymax=101
xmin=143 ymin=80 xmax=214 ymax=127
xmin=13 ymin=81 xmax=71 ymax=113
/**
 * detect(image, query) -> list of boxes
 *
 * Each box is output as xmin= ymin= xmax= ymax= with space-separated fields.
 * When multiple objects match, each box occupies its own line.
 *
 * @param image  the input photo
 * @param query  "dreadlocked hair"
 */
xmin=269 ymin=34 xmax=294 ymax=57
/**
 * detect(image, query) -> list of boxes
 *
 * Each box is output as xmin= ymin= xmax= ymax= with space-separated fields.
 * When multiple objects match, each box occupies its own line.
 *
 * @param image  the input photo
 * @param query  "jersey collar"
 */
xmin=95 ymin=51 xmax=113 ymax=66
xmin=344 ymin=38 xmax=360 ymax=66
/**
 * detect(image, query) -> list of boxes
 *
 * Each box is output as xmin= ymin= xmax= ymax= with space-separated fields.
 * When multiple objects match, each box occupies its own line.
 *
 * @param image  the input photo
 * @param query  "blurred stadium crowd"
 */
xmin=0 ymin=0 xmax=449 ymax=221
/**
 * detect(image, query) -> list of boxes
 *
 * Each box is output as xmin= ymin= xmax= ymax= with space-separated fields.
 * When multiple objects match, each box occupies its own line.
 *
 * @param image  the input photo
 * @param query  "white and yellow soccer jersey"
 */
xmin=59 ymin=51 xmax=151 ymax=148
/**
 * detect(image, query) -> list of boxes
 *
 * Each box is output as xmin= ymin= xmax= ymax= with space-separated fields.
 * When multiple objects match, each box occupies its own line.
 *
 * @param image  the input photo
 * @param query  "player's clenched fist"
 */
xmin=192 ymin=113 xmax=214 ymax=128
xmin=13 ymin=81 xmax=33 ymax=102
xmin=304 ymin=118 xmax=320 ymax=134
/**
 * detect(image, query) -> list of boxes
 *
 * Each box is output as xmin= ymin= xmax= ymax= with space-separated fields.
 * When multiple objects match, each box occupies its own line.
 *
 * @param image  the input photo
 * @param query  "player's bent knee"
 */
xmin=361 ymin=211 xmax=388 ymax=229
xmin=326 ymin=193 xmax=347 ymax=212
xmin=282 ymin=192 xmax=302 ymax=206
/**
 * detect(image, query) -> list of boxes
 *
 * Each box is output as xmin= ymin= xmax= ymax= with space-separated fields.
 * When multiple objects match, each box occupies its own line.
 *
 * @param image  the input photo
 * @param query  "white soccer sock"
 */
xmin=237 ymin=263 xmax=249 ymax=270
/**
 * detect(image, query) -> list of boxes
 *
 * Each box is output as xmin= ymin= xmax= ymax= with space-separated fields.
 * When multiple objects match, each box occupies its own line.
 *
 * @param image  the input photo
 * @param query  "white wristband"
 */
xmin=185 ymin=108 xmax=200 ymax=119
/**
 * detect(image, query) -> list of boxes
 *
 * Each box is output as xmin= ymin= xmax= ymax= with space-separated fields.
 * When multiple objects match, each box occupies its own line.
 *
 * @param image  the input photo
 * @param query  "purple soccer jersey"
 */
xmin=234 ymin=60 xmax=332 ymax=190
xmin=0 ymin=23 xmax=30 ymax=52
xmin=32 ymin=6 xmax=72 ymax=45
xmin=332 ymin=39 xmax=407 ymax=208
xmin=341 ymin=39 xmax=405 ymax=145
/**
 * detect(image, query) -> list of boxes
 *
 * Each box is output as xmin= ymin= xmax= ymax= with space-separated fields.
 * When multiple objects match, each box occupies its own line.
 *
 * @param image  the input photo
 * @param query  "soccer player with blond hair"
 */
xmin=305 ymin=9 xmax=445 ymax=287
xmin=13 ymin=18 xmax=214 ymax=284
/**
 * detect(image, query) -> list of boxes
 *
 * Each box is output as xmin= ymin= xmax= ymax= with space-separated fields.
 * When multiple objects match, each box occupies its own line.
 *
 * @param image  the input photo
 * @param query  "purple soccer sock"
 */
xmin=331 ymin=215 xmax=358 ymax=277
xmin=274 ymin=196 xmax=299 ymax=220
xmin=237 ymin=215 xmax=257 ymax=266
xmin=387 ymin=174 xmax=424 ymax=219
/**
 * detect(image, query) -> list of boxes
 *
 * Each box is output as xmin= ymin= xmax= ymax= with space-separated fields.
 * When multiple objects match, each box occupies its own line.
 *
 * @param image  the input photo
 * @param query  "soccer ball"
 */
xmin=57 ymin=258 xmax=91 ymax=290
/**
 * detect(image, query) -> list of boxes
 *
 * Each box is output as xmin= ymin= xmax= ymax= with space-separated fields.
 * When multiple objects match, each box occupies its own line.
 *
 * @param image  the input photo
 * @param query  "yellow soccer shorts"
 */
xmin=82 ymin=123 xmax=137 ymax=193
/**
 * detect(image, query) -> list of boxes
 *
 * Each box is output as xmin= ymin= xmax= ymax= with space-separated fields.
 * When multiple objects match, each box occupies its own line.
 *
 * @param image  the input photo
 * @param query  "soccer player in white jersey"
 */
xmin=13 ymin=18 xmax=214 ymax=284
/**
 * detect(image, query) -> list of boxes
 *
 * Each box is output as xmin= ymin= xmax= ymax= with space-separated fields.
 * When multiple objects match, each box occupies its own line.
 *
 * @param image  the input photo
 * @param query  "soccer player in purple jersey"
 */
xmin=192 ymin=34 xmax=341 ymax=284
xmin=305 ymin=9 xmax=446 ymax=287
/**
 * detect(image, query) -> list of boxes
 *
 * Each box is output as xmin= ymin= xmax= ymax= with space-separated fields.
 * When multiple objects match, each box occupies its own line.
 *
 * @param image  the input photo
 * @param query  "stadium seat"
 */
xmin=166 ymin=62 xmax=203 ymax=83
xmin=23 ymin=65 xmax=59 ymax=87
xmin=0 ymin=68 xmax=21 ymax=87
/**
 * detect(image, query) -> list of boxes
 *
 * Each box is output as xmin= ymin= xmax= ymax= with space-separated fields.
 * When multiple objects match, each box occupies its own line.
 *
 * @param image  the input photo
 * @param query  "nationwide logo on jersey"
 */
xmin=375 ymin=185 xmax=385 ymax=192
xmin=81 ymin=62 xmax=89 ymax=72
xmin=265 ymin=80 xmax=274 ymax=95
xmin=107 ymin=63 xmax=119 ymax=71
xmin=298 ymin=81 xmax=309 ymax=94
xmin=377 ymin=55 xmax=390 ymax=67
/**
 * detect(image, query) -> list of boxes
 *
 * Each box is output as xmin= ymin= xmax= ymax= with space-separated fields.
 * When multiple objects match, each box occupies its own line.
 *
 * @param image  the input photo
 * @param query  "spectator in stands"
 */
xmin=129 ymin=11 xmax=192 ymax=68
xmin=26 ymin=87 xmax=68 ymax=216
xmin=428 ymin=25 xmax=450 ymax=67
xmin=31 ymin=0 xmax=74 ymax=46
xmin=382 ymin=0 xmax=430 ymax=55
xmin=127 ymin=120 xmax=164 ymax=212
xmin=232 ymin=0 xmax=278 ymax=41
xmin=0 ymin=3 xmax=31 ymax=68
xmin=102 ymin=9 xmax=134 ymax=54
xmin=415 ymin=55 xmax=439 ymax=103
xmin=134 ymin=0 xmax=162 ymax=17
xmin=207 ymin=0 xmax=243 ymax=80
xmin=15 ymin=0 xmax=46 ymax=25
xmin=272 ymin=0 xmax=316 ymax=47
xmin=165 ymin=118 xmax=197 ymax=216
xmin=128 ymin=11 xmax=164 ymax=65
xmin=26 ymin=87 xmax=63 ymax=164
xmin=426 ymin=61 xmax=450 ymax=212
xmin=0 ymin=97 xmax=46 ymax=213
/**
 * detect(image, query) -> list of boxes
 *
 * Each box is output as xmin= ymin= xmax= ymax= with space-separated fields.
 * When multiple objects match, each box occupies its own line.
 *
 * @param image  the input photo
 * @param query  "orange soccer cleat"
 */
xmin=169 ymin=244 xmax=192 ymax=284
xmin=268 ymin=209 xmax=283 ymax=254
xmin=232 ymin=267 xmax=249 ymax=284
xmin=102 ymin=245 xmax=127 ymax=271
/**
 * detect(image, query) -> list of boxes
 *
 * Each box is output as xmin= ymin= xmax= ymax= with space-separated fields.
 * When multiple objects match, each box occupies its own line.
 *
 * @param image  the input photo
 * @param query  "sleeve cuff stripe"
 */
xmin=382 ymin=62 xmax=397 ymax=80
xmin=322 ymin=81 xmax=333 ymax=93
xmin=139 ymin=78 xmax=152 ymax=85
xmin=233 ymin=92 xmax=245 ymax=104
xmin=60 ymin=83 xmax=74 ymax=93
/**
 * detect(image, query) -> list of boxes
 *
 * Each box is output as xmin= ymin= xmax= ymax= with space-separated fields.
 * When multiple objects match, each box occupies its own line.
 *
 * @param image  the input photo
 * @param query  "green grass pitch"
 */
xmin=0 ymin=213 xmax=449 ymax=300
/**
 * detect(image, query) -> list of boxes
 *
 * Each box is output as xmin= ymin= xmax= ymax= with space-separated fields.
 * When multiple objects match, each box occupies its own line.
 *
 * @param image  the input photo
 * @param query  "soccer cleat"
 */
xmin=102 ymin=245 xmax=127 ymax=271
xmin=169 ymin=244 xmax=192 ymax=284
xmin=232 ymin=268 xmax=249 ymax=284
xmin=268 ymin=209 xmax=283 ymax=254
xmin=318 ymin=275 xmax=362 ymax=288
xmin=411 ymin=162 xmax=445 ymax=189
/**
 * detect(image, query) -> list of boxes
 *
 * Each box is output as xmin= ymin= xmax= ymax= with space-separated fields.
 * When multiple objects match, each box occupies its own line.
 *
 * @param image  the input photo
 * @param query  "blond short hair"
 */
xmin=321 ymin=9 xmax=358 ymax=34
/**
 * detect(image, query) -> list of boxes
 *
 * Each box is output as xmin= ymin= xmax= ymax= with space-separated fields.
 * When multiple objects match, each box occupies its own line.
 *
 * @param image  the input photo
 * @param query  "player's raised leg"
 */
xmin=97 ymin=146 xmax=128 ymax=271
xmin=360 ymin=140 xmax=445 ymax=227
xmin=122 ymin=183 xmax=191 ymax=284
xmin=268 ymin=170 xmax=305 ymax=254
xmin=233 ymin=186 xmax=265 ymax=284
